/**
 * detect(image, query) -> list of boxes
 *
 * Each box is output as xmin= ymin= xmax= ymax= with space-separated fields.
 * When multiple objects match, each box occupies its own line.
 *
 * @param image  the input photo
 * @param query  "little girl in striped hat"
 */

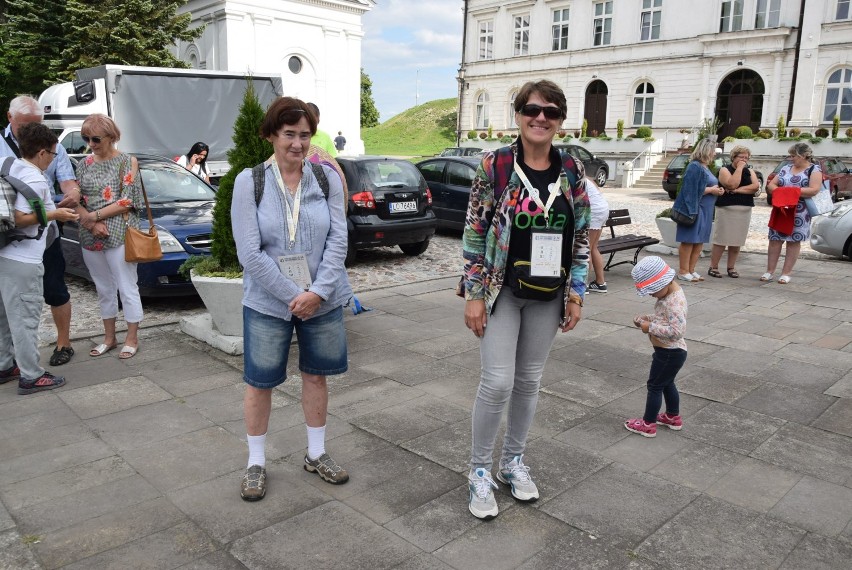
xmin=625 ymin=256 xmax=688 ymax=437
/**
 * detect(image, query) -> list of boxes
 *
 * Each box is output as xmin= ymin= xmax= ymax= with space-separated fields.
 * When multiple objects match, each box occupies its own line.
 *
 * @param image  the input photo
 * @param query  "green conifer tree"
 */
xmin=209 ymin=80 xmax=273 ymax=271
xmin=360 ymin=69 xmax=379 ymax=127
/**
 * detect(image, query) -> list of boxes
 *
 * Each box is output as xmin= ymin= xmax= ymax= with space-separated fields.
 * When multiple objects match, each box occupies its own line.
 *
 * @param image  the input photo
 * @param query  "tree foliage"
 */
xmin=0 ymin=0 xmax=202 ymax=115
xmin=209 ymin=80 xmax=273 ymax=272
xmin=360 ymin=69 xmax=379 ymax=128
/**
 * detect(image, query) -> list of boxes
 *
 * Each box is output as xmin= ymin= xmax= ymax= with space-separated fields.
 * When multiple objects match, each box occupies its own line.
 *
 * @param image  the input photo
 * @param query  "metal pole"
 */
xmin=416 ymin=69 xmax=420 ymax=107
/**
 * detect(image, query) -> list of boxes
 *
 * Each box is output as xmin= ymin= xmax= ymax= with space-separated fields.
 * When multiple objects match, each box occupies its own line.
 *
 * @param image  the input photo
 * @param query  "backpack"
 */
xmin=252 ymin=161 xmax=329 ymax=205
xmin=0 ymin=157 xmax=49 ymax=248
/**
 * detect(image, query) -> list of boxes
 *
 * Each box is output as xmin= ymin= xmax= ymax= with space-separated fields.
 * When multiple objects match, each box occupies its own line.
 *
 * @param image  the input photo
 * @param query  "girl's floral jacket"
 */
xmin=460 ymin=143 xmax=590 ymax=315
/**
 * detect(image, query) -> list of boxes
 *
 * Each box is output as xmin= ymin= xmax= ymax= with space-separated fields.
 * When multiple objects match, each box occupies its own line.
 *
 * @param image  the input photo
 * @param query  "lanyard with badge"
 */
xmin=513 ymin=160 xmax=563 ymax=278
xmin=268 ymin=157 xmax=311 ymax=290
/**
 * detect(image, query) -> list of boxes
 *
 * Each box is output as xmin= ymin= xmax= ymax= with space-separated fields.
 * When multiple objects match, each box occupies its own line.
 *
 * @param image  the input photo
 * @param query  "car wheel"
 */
xmin=399 ymin=238 xmax=430 ymax=256
xmin=667 ymin=191 xmax=677 ymax=200
xmin=595 ymin=167 xmax=607 ymax=187
xmin=834 ymin=186 xmax=840 ymax=202
xmin=344 ymin=239 xmax=357 ymax=267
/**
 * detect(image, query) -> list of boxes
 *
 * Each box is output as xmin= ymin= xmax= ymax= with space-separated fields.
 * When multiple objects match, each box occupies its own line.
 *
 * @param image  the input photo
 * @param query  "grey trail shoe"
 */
xmin=468 ymin=467 xmax=499 ymax=520
xmin=304 ymin=453 xmax=349 ymax=484
xmin=496 ymin=455 xmax=539 ymax=502
xmin=240 ymin=465 xmax=267 ymax=501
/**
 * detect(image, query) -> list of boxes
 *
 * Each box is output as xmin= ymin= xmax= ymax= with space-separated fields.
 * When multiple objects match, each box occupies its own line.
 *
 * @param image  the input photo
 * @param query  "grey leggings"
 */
xmin=470 ymin=288 xmax=562 ymax=470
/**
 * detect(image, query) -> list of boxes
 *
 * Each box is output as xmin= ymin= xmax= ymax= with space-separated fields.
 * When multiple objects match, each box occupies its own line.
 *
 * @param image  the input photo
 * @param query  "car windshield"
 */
xmin=139 ymin=162 xmax=216 ymax=203
xmin=668 ymin=155 xmax=689 ymax=169
xmin=359 ymin=161 xmax=422 ymax=188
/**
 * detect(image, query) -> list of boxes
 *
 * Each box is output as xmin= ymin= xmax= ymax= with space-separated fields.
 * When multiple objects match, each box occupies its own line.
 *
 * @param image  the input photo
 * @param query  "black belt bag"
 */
xmin=505 ymin=258 xmax=566 ymax=301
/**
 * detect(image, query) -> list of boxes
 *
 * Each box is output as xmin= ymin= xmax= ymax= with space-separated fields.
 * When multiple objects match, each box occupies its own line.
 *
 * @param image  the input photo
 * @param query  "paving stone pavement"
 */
xmin=5 ymin=249 xmax=852 ymax=569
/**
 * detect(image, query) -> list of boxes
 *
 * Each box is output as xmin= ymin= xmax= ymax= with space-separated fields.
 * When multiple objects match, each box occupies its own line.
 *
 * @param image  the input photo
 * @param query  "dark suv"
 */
xmin=662 ymin=153 xmax=764 ymax=199
xmin=336 ymin=156 xmax=437 ymax=266
xmin=553 ymin=144 xmax=609 ymax=187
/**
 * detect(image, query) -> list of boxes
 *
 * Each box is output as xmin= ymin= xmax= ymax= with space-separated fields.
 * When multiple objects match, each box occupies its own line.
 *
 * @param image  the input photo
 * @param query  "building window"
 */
xmin=476 ymin=92 xmax=490 ymax=129
xmin=824 ymin=68 xmax=852 ymax=123
xmin=720 ymin=0 xmax=743 ymax=32
xmin=513 ymin=14 xmax=530 ymax=56
xmin=755 ymin=0 xmax=780 ymax=28
xmin=640 ymin=0 xmax=662 ymax=41
xmin=508 ymin=91 xmax=518 ymax=128
xmin=552 ymin=8 xmax=570 ymax=51
xmin=633 ymin=82 xmax=655 ymax=126
xmin=478 ymin=20 xmax=494 ymax=60
xmin=288 ymin=56 xmax=302 ymax=74
xmin=593 ymin=1 xmax=613 ymax=46
xmin=838 ymin=0 xmax=851 ymax=20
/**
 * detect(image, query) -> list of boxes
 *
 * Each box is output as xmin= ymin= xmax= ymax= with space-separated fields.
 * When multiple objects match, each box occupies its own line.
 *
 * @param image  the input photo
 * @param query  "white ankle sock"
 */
xmin=247 ymin=433 xmax=266 ymax=468
xmin=306 ymin=425 xmax=326 ymax=460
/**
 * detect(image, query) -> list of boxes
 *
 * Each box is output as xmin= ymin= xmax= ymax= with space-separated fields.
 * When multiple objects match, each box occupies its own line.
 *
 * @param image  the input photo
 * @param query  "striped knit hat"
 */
xmin=631 ymin=256 xmax=675 ymax=296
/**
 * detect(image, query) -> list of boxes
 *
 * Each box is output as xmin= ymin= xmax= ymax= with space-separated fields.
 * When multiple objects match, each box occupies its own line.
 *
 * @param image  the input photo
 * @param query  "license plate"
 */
xmin=389 ymin=201 xmax=417 ymax=213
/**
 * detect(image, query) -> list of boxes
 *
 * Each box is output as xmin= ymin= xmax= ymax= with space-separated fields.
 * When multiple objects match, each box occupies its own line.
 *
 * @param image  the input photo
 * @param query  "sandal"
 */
xmin=90 ymin=343 xmax=117 ymax=357
xmin=778 ymin=275 xmax=791 ymax=284
xmin=707 ymin=267 xmax=723 ymax=278
xmin=727 ymin=268 xmax=739 ymax=278
xmin=118 ymin=345 xmax=138 ymax=360
xmin=49 ymin=346 xmax=74 ymax=366
xmin=759 ymin=273 xmax=774 ymax=282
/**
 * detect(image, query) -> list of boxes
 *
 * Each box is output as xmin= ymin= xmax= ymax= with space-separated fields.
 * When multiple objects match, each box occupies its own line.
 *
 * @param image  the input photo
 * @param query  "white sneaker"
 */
xmin=468 ymin=467 xmax=499 ymax=519
xmin=496 ymin=455 xmax=540 ymax=502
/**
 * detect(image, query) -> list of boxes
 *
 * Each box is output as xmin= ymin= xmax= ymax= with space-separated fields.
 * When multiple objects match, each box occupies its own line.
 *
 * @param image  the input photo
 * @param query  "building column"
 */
xmin=699 ymin=59 xmax=712 ymax=121
xmin=768 ymin=53 xmax=784 ymax=126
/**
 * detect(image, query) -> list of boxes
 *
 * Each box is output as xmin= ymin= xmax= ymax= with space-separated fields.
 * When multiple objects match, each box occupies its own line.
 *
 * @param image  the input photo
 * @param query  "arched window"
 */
xmin=476 ymin=92 xmax=490 ymax=129
xmin=508 ymin=91 xmax=518 ymax=128
xmin=824 ymin=68 xmax=852 ymax=123
xmin=633 ymin=82 xmax=655 ymax=126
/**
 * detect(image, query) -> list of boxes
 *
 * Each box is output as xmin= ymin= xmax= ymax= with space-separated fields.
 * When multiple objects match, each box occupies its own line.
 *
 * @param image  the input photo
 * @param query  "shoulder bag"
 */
xmin=123 ymin=159 xmax=163 ymax=263
xmin=669 ymin=208 xmax=696 ymax=226
xmin=803 ymin=165 xmax=834 ymax=216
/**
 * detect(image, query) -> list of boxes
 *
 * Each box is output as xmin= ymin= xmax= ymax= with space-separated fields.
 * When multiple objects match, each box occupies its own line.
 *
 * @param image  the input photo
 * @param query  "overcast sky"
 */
xmin=362 ymin=0 xmax=464 ymax=123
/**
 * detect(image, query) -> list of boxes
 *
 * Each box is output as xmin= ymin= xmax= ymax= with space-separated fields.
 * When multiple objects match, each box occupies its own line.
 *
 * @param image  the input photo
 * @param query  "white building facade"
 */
xmin=175 ymin=0 xmax=374 ymax=154
xmin=459 ymin=0 xmax=852 ymax=140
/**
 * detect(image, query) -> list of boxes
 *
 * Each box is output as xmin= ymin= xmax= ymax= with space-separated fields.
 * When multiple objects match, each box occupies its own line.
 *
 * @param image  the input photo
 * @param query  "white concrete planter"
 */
xmin=655 ymin=216 xmax=713 ymax=252
xmin=189 ymin=271 xmax=244 ymax=336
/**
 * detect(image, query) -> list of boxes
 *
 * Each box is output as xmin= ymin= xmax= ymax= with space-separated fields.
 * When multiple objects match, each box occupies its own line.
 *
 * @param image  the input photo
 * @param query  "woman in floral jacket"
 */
xmin=74 ymin=114 xmax=146 ymax=359
xmin=461 ymin=80 xmax=590 ymax=520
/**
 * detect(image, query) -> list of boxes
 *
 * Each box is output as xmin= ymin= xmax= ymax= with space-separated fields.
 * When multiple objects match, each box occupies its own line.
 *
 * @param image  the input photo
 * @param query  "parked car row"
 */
xmin=661 ymin=152 xmax=765 ymax=200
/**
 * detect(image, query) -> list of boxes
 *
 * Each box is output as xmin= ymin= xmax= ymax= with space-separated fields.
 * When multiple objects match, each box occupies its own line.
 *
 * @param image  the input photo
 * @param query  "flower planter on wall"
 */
xmin=725 ymin=139 xmax=852 ymax=158
xmin=655 ymin=217 xmax=713 ymax=252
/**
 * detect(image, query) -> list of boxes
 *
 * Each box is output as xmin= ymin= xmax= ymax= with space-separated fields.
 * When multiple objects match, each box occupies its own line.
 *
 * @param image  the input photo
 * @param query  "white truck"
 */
xmin=38 ymin=65 xmax=284 ymax=183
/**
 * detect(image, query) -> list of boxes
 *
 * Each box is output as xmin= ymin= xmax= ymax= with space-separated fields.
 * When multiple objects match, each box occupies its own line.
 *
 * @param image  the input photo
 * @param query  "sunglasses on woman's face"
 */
xmin=81 ymin=135 xmax=104 ymax=144
xmin=519 ymin=104 xmax=562 ymax=120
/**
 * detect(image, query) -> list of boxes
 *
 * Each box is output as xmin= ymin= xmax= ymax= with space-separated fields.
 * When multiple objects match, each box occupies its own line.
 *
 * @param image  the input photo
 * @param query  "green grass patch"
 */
xmin=363 ymin=98 xmax=457 ymax=157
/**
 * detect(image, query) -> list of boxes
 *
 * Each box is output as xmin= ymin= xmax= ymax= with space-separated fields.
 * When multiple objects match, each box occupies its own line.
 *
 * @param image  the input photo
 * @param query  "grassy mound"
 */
xmin=363 ymin=98 xmax=457 ymax=157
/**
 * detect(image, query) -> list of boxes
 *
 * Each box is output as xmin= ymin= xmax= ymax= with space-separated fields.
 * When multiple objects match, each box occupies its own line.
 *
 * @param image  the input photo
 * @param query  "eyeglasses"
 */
xmin=45 ymin=150 xmax=58 ymax=157
xmin=81 ymin=135 xmax=104 ymax=144
xmin=519 ymin=104 xmax=562 ymax=120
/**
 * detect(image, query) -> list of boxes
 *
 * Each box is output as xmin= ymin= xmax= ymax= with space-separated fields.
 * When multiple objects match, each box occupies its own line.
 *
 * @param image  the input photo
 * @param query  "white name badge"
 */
xmin=530 ymin=231 xmax=563 ymax=277
xmin=278 ymin=254 xmax=312 ymax=290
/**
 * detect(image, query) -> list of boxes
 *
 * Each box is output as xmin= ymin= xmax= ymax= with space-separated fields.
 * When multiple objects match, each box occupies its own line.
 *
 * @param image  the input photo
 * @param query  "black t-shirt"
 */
xmin=716 ymin=164 xmax=756 ymax=207
xmin=507 ymin=146 xmax=574 ymax=273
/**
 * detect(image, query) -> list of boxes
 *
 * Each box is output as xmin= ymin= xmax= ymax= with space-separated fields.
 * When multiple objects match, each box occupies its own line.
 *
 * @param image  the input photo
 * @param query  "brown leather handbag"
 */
xmin=124 ymin=166 xmax=163 ymax=263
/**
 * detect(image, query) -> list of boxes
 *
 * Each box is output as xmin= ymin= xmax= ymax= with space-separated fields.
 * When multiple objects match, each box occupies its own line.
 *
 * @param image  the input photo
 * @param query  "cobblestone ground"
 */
xmin=41 ymin=186 xmax=836 ymax=345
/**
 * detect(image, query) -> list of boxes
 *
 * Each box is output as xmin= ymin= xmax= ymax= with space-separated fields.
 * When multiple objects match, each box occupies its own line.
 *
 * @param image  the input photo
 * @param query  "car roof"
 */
xmin=336 ymin=155 xmax=415 ymax=163
xmin=418 ymin=156 xmax=480 ymax=166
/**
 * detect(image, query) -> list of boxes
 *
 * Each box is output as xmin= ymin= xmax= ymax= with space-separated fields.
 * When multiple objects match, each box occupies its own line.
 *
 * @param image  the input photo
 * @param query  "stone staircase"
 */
xmin=630 ymin=154 xmax=671 ymax=190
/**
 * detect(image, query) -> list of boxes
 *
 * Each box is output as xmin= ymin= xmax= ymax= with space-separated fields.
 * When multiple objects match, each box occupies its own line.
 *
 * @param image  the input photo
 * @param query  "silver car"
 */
xmin=810 ymin=202 xmax=852 ymax=259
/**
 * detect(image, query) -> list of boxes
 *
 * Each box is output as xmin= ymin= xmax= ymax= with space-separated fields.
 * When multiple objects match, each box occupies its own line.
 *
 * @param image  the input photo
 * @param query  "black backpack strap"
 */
xmin=253 ymin=163 xmax=266 ymax=206
xmin=310 ymin=162 xmax=329 ymax=200
xmin=2 ymin=133 xmax=21 ymax=158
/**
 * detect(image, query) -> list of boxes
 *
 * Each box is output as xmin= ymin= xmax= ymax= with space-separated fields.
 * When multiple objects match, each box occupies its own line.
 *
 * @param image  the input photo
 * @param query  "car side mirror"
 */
xmin=73 ymin=80 xmax=96 ymax=103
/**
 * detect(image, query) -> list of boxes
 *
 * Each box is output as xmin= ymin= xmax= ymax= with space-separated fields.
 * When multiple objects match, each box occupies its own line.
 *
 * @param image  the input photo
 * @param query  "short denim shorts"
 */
xmin=243 ymin=305 xmax=348 ymax=389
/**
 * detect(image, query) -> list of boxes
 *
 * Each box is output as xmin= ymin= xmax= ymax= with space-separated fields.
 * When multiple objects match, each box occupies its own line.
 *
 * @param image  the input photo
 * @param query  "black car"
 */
xmin=336 ymin=156 xmax=437 ymax=266
xmin=553 ymin=144 xmax=609 ymax=187
xmin=440 ymin=146 xmax=482 ymax=157
xmin=61 ymin=154 xmax=215 ymax=296
xmin=416 ymin=156 xmax=479 ymax=231
xmin=662 ymin=153 xmax=764 ymax=199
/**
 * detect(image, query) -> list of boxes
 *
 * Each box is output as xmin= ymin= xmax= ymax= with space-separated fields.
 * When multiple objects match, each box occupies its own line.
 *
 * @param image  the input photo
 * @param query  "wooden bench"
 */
xmin=598 ymin=209 xmax=660 ymax=271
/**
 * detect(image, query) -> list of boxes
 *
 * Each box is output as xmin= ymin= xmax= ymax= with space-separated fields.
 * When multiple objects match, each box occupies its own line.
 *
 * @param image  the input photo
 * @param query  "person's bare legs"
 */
xmin=687 ymin=243 xmax=703 ymax=274
xmin=709 ymin=244 xmax=725 ymax=272
xmin=51 ymin=302 xmax=72 ymax=350
xmin=123 ymin=322 xmax=139 ymax=350
xmin=766 ymin=240 xmax=783 ymax=275
xmin=302 ymin=373 xmax=328 ymax=428
xmin=101 ymin=317 xmax=118 ymax=349
xmin=780 ymin=241 xmax=801 ymax=276
xmin=726 ymin=246 xmax=741 ymax=273
xmin=678 ymin=243 xmax=693 ymax=275
xmin=588 ymin=228 xmax=604 ymax=284
xmin=245 ymin=385 xmax=273 ymax=436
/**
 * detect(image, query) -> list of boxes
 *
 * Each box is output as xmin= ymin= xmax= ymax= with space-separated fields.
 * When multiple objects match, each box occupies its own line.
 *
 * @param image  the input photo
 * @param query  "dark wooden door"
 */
xmin=584 ymin=81 xmax=608 ymax=135
xmin=720 ymin=94 xmax=752 ymax=138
